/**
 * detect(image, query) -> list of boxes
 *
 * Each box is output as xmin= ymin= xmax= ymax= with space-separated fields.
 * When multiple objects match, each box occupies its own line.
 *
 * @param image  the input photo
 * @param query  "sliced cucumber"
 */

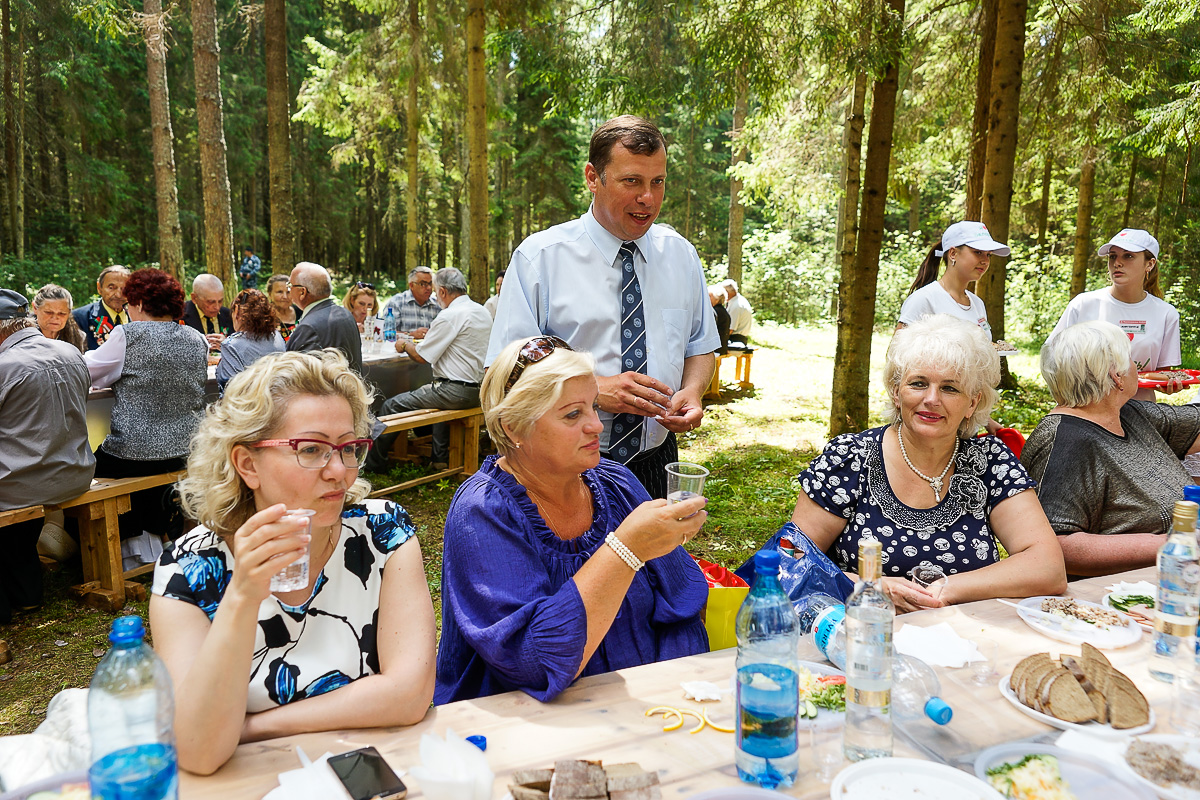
xmin=804 ymin=700 xmax=817 ymax=719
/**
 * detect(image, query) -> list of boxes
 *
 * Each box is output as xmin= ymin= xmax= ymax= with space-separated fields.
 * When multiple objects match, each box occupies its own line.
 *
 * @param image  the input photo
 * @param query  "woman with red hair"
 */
xmin=85 ymin=268 xmax=208 ymax=548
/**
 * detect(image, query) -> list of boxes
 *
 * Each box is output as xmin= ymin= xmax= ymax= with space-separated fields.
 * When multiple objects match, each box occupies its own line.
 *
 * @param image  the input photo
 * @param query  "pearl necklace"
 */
xmin=896 ymin=424 xmax=958 ymax=502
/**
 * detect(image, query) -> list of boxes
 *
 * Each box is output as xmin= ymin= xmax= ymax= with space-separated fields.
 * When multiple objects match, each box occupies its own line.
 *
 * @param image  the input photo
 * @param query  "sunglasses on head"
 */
xmin=503 ymin=335 xmax=573 ymax=395
xmin=355 ymin=281 xmax=375 ymax=290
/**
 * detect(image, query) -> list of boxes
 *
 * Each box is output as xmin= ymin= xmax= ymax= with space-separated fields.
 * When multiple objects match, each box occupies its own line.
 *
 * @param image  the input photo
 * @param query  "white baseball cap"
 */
xmin=935 ymin=221 xmax=1011 ymax=257
xmin=1097 ymin=228 xmax=1159 ymax=258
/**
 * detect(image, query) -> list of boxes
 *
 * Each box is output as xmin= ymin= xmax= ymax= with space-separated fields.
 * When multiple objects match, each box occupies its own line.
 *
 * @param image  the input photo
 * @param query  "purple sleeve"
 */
xmin=440 ymin=480 xmax=588 ymax=701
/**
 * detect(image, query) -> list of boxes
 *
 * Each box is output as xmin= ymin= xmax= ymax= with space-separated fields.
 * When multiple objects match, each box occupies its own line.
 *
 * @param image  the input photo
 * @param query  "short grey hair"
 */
xmin=884 ymin=314 xmax=999 ymax=437
xmin=192 ymin=273 xmax=224 ymax=294
xmin=482 ymin=336 xmax=596 ymax=456
xmin=407 ymin=266 xmax=433 ymax=284
xmin=434 ymin=267 xmax=468 ymax=296
xmin=722 ymin=278 xmax=739 ymax=294
xmin=33 ymin=284 xmax=73 ymax=307
xmin=292 ymin=262 xmax=332 ymax=299
xmin=1040 ymin=321 xmax=1131 ymax=408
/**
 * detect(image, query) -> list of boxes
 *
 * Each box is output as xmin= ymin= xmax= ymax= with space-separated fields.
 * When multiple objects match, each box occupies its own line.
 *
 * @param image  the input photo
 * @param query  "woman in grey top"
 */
xmin=85 ymin=268 xmax=207 ymax=541
xmin=217 ymin=289 xmax=286 ymax=393
xmin=1022 ymin=320 xmax=1200 ymax=577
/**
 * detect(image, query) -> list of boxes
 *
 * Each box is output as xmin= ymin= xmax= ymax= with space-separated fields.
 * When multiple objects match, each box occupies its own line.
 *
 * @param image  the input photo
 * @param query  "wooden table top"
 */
xmin=180 ymin=567 xmax=1173 ymax=799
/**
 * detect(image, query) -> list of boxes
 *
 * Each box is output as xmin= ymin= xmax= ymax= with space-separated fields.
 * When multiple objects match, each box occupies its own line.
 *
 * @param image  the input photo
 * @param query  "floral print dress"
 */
xmin=798 ymin=426 xmax=1035 ymax=577
xmin=152 ymin=499 xmax=416 ymax=712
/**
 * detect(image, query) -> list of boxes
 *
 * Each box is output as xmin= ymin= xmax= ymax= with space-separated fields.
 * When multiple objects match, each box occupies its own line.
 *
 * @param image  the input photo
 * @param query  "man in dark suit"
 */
xmin=285 ymin=261 xmax=363 ymax=374
xmin=181 ymin=273 xmax=233 ymax=351
xmin=73 ymin=264 xmax=131 ymax=350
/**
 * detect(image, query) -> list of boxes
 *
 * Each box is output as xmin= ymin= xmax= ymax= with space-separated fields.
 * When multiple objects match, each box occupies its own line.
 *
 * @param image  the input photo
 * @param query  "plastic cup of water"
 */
xmin=1171 ymin=664 xmax=1200 ymax=735
xmin=907 ymin=564 xmax=949 ymax=600
xmin=270 ymin=509 xmax=315 ymax=592
xmin=665 ymin=462 xmax=709 ymax=504
xmin=810 ymin=719 xmax=844 ymax=782
xmin=969 ymin=638 xmax=999 ymax=686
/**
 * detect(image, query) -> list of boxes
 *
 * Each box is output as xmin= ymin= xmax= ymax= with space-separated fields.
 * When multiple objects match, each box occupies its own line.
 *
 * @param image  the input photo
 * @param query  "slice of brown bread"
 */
xmin=1043 ymin=670 xmax=1100 ymax=723
xmin=1020 ymin=658 xmax=1057 ymax=706
xmin=1106 ymin=671 xmax=1150 ymax=729
xmin=1031 ymin=664 xmax=1065 ymax=712
xmin=1011 ymin=653 xmax=1051 ymax=699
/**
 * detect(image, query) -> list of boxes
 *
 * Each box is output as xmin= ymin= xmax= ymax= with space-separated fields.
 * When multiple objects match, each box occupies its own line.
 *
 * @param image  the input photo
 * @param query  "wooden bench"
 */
xmin=369 ymin=407 xmax=485 ymax=497
xmin=0 ymin=505 xmax=45 ymax=529
xmin=704 ymin=349 xmax=755 ymax=399
xmin=51 ymin=472 xmax=186 ymax=612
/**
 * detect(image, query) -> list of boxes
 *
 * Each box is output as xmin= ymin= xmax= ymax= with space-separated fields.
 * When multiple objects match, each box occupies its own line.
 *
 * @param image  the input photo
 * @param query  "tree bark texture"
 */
xmin=726 ymin=70 xmax=748 ymax=284
xmin=975 ymin=0 xmax=1028 ymax=351
xmin=143 ymin=0 xmax=184 ymax=281
xmin=466 ymin=0 xmax=488 ymax=301
xmin=265 ymin=0 xmax=296 ymax=276
xmin=1123 ymin=152 xmax=1138 ymax=228
xmin=405 ymin=0 xmax=420 ymax=273
xmin=14 ymin=14 xmax=21 ymax=260
xmin=1070 ymin=149 xmax=1096 ymax=298
xmin=2 ymin=0 xmax=17 ymax=258
xmin=835 ymin=70 xmax=867 ymax=325
xmin=1154 ymin=154 xmax=1167 ymax=239
xmin=192 ymin=0 xmax=235 ymax=296
xmin=830 ymin=0 xmax=905 ymax=438
xmin=965 ymin=0 xmax=997 ymax=219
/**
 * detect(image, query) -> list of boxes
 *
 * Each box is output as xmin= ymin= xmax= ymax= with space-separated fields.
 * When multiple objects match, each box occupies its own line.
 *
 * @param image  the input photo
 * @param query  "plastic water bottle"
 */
xmin=735 ymin=550 xmax=800 ymax=789
xmin=88 ymin=616 xmax=178 ymax=800
xmin=383 ymin=307 xmax=397 ymax=343
xmin=844 ymin=539 xmax=894 ymax=761
xmin=1150 ymin=500 xmax=1200 ymax=683
xmin=798 ymin=595 xmax=950 ymax=725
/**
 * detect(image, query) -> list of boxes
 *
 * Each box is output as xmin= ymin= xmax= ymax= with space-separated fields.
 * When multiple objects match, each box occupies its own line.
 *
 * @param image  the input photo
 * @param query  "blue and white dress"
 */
xmin=151 ymin=499 xmax=416 ymax=712
xmin=798 ymin=426 xmax=1035 ymax=578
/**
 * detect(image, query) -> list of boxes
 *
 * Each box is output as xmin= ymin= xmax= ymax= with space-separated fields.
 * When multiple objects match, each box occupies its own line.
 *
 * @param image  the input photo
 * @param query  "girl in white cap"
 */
xmin=1047 ymin=228 xmax=1180 ymax=401
xmin=897 ymin=220 xmax=1011 ymax=337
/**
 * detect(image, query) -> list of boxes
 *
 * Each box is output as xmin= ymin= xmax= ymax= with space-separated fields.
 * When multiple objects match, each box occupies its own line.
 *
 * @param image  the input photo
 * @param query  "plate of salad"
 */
xmin=1101 ymin=583 xmax=1155 ymax=630
xmin=797 ymin=660 xmax=845 ymax=729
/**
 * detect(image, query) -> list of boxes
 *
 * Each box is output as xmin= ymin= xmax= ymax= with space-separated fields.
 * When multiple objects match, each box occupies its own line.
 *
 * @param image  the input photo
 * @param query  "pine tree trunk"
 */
xmin=192 ymin=0 xmax=235 ymax=296
xmin=465 ymin=0 xmax=488 ymax=301
xmin=976 ymin=0 xmax=1028 ymax=391
xmin=14 ymin=15 xmax=21 ymax=260
xmin=2 ymin=0 xmax=17 ymax=258
xmin=1037 ymin=152 xmax=1052 ymax=248
xmin=965 ymin=0 xmax=997 ymax=219
xmin=1154 ymin=153 xmax=1167 ymax=239
xmin=143 ymin=0 xmax=184 ymax=281
xmin=405 ymin=0 xmax=420 ymax=273
xmin=1070 ymin=149 xmax=1096 ymax=298
xmin=1123 ymin=152 xmax=1138 ymax=228
xmin=908 ymin=178 xmax=920 ymax=232
xmin=835 ymin=70 xmax=867 ymax=323
xmin=265 ymin=0 xmax=296 ymax=276
xmin=727 ymin=70 xmax=747 ymax=283
xmin=830 ymin=0 xmax=905 ymax=438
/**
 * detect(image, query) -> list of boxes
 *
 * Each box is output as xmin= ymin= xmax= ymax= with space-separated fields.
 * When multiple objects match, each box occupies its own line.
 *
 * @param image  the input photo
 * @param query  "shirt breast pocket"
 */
xmin=661 ymin=308 xmax=688 ymax=358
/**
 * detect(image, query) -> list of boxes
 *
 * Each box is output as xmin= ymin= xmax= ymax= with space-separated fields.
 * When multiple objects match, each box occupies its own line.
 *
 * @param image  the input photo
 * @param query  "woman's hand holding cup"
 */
xmin=615 ymin=495 xmax=707 ymax=563
xmin=227 ymin=503 xmax=312 ymax=604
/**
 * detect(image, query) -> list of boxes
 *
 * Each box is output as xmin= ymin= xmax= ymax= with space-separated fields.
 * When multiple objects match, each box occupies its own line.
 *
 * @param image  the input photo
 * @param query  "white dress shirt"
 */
xmin=487 ymin=207 xmax=719 ymax=452
xmin=727 ymin=293 xmax=754 ymax=336
xmin=417 ymin=294 xmax=492 ymax=383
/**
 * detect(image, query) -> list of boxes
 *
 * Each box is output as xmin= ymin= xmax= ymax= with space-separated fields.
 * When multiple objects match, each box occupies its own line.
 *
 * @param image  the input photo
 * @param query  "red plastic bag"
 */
xmin=694 ymin=557 xmax=749 ymax=651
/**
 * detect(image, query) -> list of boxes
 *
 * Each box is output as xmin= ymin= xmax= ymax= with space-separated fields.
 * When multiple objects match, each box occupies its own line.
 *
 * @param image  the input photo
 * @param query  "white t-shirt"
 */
xmin=1049 ymin=289 xmax=1180 ymax=402
xmin=898 ymin=281 xmax=991 ymax=338
xmin=416 ymin=294 xmax=493 ymax=383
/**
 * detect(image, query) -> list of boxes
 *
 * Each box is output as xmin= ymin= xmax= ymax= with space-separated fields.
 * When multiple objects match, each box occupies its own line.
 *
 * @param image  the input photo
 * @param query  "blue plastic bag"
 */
xmin=735 ymin=521 xmax=854 ymax=605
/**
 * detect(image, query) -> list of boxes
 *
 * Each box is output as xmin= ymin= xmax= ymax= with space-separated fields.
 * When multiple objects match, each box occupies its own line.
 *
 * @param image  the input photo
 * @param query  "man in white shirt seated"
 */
xmin=723 ymin=279 xmax=754 ymax=346
xmin=365 ymin=267 xmax=492 ymax=471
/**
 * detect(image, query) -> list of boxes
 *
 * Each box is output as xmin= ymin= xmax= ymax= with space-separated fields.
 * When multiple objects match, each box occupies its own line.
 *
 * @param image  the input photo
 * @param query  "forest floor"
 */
xmin=0 ymin=321 xmax=1062 ymax=736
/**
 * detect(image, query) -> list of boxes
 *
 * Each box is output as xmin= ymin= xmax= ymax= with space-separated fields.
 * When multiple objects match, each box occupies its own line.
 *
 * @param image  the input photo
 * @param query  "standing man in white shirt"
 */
xmin=487 ymin=115 xmax=719 ymax=499
xmin=366 ymin=267 xmax=492 ymax=472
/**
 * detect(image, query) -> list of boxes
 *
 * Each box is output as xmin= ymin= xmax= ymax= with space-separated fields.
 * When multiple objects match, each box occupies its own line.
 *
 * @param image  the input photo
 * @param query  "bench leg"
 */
xmin=705 ymin=355 xmax=724 ymax=399
xmin=68 ymin=497 xmax=128 ymax=612
xmin=464 ymin=417 xmax=482 ymax=475
xmin=447 ymin=419 xmax=465 ymax=473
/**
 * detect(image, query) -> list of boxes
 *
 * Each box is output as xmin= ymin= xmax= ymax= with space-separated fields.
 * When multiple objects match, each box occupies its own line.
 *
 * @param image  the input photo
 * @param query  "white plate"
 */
xmin=998 ymin=672 xmax=1156 ymax=738
xmin=797 ymin=660 xmax=845 ymax=730
xmin=1123 ymin=734 xmax=1200 ymax=800
xmin=1101 ymin=593 xmax=1154 ymax=628
xmin=975 ymin=742 xmax=1155 ymax=799
xmin=830 ymin=757 xmax=1004 ymax=799
xmin=1015 ymin=596 xmax=1143 ymax=649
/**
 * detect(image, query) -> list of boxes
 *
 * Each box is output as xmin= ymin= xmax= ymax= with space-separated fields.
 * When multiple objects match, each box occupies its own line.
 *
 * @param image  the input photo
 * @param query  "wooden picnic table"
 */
xmin=179 ymin=566 xmax=1173 ymax=799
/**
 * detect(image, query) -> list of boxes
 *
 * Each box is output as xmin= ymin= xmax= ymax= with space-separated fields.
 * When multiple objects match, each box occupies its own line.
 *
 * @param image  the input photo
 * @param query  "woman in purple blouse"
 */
xmin=434 ymin=336 xmax=710 ymax=704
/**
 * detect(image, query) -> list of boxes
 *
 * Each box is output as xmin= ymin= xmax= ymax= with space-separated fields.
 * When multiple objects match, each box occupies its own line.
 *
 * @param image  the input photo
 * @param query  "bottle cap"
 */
xmin=109 ymin=615 xmax=146 ymax=644
xmin=754 ymin=549 xmax=782 ymax=573
xmin=1185 ymin=486 xmax=1200 ymax=504
xmin=924 ymin=697 xmax=953 ymax=725
xmin=1173 ymin=500 xmax=1199 ymax=531
xmin=465 ymin=735 xmax=487 ymax=752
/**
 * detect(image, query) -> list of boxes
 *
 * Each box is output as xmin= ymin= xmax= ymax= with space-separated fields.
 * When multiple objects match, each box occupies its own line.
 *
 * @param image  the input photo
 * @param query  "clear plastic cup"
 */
xmin=907 ymin=563 xmax=949 ymax=600
xmin=969 ymin=638 xmax=999 ymax=686
xmin=270 ymin=509 xmax=315 ymax=592
xmin=665 ymin=462 xmax=709 ymax=504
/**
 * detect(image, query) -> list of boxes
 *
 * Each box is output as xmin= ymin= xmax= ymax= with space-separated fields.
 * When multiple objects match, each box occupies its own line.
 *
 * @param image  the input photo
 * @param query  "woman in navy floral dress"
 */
xmin=150 ymin=350 xmax=435 ymax=774
xmin=791 ymin=315 xmax=1065 ymax=613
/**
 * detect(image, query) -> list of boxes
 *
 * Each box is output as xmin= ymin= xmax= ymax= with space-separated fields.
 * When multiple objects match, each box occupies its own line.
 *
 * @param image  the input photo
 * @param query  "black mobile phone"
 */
xmin=328 ymin=746 xmax=408 ymax=800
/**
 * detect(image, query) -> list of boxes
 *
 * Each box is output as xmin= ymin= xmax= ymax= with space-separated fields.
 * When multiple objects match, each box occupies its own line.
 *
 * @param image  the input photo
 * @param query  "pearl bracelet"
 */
xmin=605 ymin=532 xmax=644 ymax=573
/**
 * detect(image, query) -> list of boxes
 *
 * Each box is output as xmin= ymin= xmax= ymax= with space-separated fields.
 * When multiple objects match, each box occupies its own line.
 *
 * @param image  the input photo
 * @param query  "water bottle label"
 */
xmin=1155 ymin=612 xmax=1198 ymax=638
xmin=849 ymin=687 xmax=890 ymax=708
xmin=814 ymin=605 xmax=845 ymax=657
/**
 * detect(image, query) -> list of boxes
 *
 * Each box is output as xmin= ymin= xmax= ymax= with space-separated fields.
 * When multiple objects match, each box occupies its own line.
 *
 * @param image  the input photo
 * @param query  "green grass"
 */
xmin=0 ymin=320 xmax=1063 ymax=735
